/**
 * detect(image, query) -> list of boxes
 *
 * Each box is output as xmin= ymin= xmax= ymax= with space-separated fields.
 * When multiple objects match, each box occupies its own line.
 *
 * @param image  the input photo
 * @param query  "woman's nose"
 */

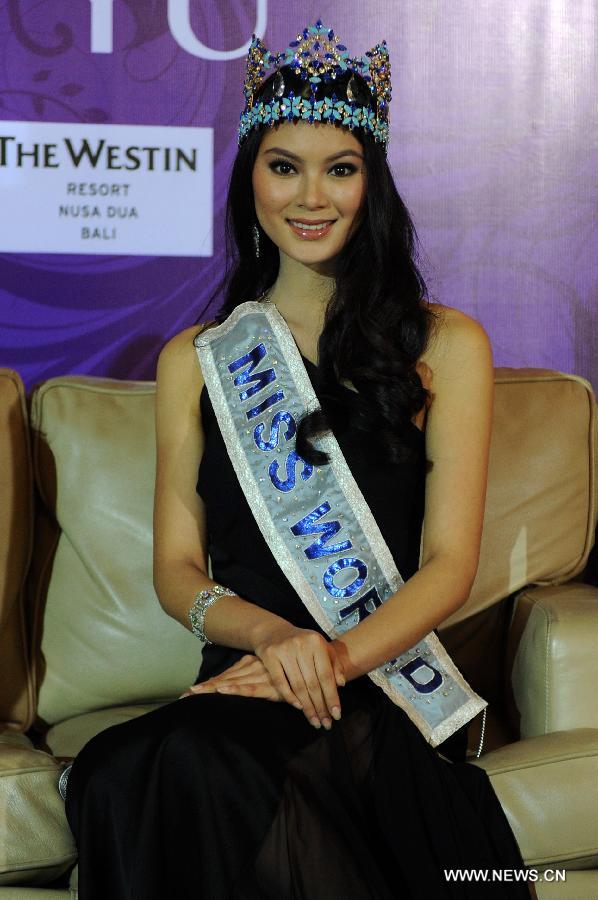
xmin=296 ymin=174 xmax=328 ymax=209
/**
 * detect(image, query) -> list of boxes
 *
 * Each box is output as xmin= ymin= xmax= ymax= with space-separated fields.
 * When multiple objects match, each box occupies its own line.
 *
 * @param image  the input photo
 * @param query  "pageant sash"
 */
xmin=194 ymin=300 xmax=486 ymax=746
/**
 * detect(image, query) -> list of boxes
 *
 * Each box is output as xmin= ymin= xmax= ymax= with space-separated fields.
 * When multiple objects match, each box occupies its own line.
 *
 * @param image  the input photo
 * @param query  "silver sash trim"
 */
xmin=194 ymin=300 xmax=486 ymax=746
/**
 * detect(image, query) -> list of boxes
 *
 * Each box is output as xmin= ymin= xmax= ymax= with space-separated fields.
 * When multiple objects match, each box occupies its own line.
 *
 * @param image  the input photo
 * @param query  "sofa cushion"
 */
xmin=0 ymin=891 xmax=73 ymax=898
xmin=45 ymin=702 xmax=167 ymax=758
xmin=0 ymin=732 xmax=75 ymax=886
xmin=29 ymin=378 xmax=201 ymax=727
xmin=0 ymin=370 xmax=34 ymax=731
xmin=474 ymin=728 xmax=598 ymax=869
xmin=441 ymin=369 xmax=596 ymax=627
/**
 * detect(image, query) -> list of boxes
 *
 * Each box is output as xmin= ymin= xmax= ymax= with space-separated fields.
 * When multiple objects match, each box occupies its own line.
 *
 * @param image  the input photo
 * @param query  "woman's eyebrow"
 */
xmin=264 ymin=148 xmax=300 ymax=159
xmin=264 ymin=147 xmax=364 ymax=162
xmin=326 ymin=150 xmax=364 ymax=162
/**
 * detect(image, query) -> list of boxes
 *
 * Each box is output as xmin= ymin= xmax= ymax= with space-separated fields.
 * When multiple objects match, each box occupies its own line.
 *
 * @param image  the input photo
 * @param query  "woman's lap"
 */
xmin=66 ymin=691 xmax=342 ymax=898
xmin=65 ymin=685 xmax=528 ymax=899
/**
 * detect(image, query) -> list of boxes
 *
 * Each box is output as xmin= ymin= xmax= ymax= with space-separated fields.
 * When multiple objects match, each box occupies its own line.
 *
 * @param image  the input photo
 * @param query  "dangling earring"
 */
xmin=253 ymin=223 xmax=260 ymax=259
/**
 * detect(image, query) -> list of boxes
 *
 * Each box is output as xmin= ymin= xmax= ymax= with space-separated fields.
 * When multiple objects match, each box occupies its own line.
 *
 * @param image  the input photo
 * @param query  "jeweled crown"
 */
xmin=238 ymin=20 xmax=392 ymax=147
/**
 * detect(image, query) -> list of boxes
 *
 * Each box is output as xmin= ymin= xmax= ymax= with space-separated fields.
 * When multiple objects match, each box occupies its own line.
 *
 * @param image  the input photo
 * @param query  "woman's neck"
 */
xmin=266 ymin=253 xmax=334 ymax=360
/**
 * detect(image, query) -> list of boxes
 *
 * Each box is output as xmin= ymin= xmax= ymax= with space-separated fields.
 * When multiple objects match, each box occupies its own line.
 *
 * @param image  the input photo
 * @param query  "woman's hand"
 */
xmin=253 ymin=622 xmax=346 ymax=730
xmin=180 ymin=627 xmax=347 ymax=731
xmin=179 ymin=655 xmax=283 ymax=703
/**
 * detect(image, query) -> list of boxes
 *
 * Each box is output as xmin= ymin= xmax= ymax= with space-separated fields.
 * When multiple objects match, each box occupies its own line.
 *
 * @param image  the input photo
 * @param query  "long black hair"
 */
xmin=212 ymin=66 xmax=440 ymax=465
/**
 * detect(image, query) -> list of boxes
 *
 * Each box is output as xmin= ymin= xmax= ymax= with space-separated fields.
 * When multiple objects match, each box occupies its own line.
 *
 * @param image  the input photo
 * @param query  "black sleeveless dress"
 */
xmin=65 ymin=357 xmax=529 ymax=899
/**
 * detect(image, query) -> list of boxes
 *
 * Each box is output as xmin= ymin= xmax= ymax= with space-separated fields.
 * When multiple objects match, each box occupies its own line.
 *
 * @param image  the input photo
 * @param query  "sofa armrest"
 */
xmin=0 ymin=732 xmax=76 ymax=887
xmin=473 ymin=729 xmax=598 ymax=870
xmin=507 ymin=582 xmax=598 ymax=738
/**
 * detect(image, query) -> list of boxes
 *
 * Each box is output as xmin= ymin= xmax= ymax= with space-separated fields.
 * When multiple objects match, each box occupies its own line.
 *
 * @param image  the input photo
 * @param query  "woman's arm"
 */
xmin=153 ymin=324 xmax=292 ymax=645
xmin=331 ymin=307 xmax=495 ymax=681
xmin=153 ymin=326 xmax=344 ymax=726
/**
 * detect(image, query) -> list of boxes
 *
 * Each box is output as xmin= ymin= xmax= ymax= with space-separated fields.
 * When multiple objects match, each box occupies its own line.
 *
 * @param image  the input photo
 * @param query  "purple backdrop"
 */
xmin=0 ymin=0 xmax=596 ymax=390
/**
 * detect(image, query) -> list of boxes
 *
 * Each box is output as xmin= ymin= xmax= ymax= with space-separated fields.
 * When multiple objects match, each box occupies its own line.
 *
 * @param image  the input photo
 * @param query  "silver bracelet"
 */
xmin=188 ymin=585 xmax=237 ymax=643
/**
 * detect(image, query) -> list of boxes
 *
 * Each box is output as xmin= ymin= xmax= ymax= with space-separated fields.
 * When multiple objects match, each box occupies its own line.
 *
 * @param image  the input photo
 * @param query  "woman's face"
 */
xmin=252 ymin=120 xmax=366 ymax=273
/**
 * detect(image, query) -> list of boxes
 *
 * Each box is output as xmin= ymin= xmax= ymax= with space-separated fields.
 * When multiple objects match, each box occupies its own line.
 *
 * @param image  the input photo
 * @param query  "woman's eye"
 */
xmin=330 ymin=163 xmax=357 ymax=177
xmin=269 ymin=160 xmax=295 ymax=176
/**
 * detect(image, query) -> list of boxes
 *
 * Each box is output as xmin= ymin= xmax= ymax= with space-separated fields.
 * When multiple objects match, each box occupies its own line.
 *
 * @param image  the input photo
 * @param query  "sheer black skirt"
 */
xmin=66 ymin=675 xmax=528 ymax=899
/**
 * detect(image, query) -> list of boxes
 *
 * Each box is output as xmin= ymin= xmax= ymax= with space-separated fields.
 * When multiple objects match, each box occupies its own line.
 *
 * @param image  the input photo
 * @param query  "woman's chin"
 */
xmin=278 ymin=244 xmax=341 ymax=275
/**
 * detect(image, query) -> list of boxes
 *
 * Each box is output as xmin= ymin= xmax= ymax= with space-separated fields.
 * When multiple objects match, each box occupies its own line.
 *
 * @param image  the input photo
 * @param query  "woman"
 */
xmin=66 ymin=23 xmax=533 ymax=898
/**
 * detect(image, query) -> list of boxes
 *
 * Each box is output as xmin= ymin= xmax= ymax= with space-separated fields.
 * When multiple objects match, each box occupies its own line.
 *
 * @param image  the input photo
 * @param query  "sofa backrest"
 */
xmin=29 ymin=377 xmax=200 ymax=729
xmin=0 ymin=370 xmax=34 ymax=731
xmin=442 ymin=367 xmax=596 ymax=627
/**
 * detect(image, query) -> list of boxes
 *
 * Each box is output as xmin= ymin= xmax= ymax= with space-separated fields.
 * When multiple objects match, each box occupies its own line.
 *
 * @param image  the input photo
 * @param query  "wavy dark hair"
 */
xmin=212 ymin=65 xmax=440 ymax=465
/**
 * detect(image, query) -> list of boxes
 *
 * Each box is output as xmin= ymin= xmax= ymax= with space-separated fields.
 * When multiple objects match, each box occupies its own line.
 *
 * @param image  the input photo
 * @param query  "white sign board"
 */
xmin=0 ymin=122 xmax=213 ymax=257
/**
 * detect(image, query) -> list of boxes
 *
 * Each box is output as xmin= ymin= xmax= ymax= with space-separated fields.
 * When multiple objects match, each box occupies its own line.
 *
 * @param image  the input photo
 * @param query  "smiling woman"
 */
xmin=64 ymin=20 xmax=535 ymax=900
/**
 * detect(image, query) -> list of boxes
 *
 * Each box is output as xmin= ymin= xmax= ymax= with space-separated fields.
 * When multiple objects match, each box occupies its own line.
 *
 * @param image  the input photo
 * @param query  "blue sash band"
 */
xmin=195 ymin=300 xmax=486 ymax=746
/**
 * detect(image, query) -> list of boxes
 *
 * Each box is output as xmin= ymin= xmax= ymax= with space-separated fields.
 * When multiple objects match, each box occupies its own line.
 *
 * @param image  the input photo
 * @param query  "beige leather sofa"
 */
xmin=0 ymin=365 xmax=597 ymax=899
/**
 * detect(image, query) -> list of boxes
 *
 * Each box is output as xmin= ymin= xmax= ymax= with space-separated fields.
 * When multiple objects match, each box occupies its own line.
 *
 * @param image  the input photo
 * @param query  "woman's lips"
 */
xmin=287 ymin=219 xmax=335 ymax=240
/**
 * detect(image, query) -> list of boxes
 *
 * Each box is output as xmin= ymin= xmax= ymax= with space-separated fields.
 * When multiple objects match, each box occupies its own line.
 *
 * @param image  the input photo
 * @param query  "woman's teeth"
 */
xmin=290 ymin=220 xmax=332 ymax=230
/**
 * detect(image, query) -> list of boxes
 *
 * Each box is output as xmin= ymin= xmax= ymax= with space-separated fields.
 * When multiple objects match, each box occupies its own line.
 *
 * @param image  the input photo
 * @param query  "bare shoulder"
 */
xmin=157 ymin=322 xmax=216 ymax=388
xmin=158 ymin=322 xmax=214 ymax=364
xmin=419 ymin=302 xmax=493 ymax=387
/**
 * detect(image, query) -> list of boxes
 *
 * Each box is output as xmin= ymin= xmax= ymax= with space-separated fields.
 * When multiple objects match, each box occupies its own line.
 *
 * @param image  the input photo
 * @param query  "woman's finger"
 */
xmin=214 ymin=656 xmax=257 ymax=679
xmin=215 ymin=682 xmax=280 ymax=701
xmin=204 ymin=672 xmax=272 ymax=691
xmin=209 ymin=660 xmax=291 ymax=703
xmin=223 ymin=654 xmax=258 ymax=674
xmin=262 ymin=654 xmax=308 ymax=712
xmin=179 ymin=656 xmax=267 ymax=700
xmin=273 ymin=657 xmax=324 ymax=727
xmin=188 ymin=659 xmax=259 ymax=694
xmin=297 ymin=654 xmax=332 ymax=727
xmin=188 ymin=677 xmax=224 ymax=693
xmin=179 ymin=683 xmax=217 ymax=698
xmin=313 ymin=652 xmax=342 ymax=720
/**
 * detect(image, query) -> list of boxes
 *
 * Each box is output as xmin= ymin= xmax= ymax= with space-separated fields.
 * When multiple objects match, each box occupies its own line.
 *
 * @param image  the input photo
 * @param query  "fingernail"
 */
xmin=331 ymin=706 xmax=341 ymax=720
xmin=310 ymin=717 xmax=321 ymax=729
xmin=192 ymin=685 xmax=205 ymax=692
xmin=337 ymin=676 xmax=346 ymax=686
xmin=217 ymin=685 xmax=232 ymax=692
xmin=292 ymin=701 xmax=303 ymax=710
xmin=322 ymin=718 xmax=332 ymax=730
